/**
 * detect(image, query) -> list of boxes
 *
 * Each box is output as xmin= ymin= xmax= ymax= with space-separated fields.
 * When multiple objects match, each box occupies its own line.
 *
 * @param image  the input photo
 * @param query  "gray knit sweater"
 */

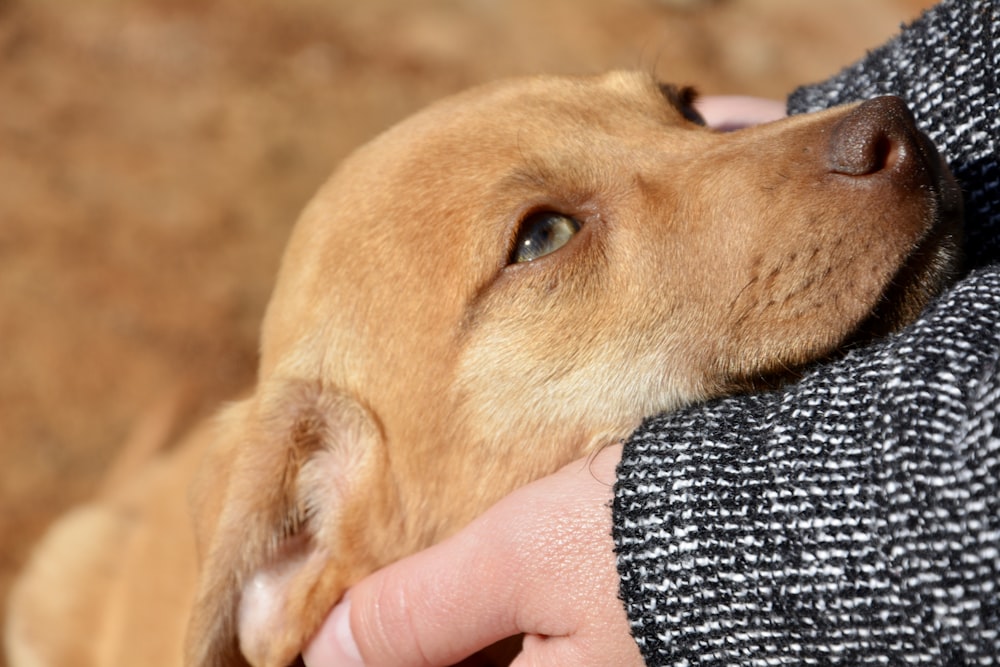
xmin=613 ymin=1 xmax=1000 ymax=664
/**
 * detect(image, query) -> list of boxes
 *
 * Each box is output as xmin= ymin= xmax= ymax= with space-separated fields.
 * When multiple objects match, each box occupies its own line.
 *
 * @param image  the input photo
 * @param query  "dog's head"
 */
xmin=184 ymin=71 xmax=962 ymax=666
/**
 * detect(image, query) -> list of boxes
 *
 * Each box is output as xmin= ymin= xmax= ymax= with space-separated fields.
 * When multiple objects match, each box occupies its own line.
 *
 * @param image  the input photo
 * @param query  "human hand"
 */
xmin=302 ymin=444 xmax=641 ymax=667
xmin=695 ymin=95 xmax=786 ymax=131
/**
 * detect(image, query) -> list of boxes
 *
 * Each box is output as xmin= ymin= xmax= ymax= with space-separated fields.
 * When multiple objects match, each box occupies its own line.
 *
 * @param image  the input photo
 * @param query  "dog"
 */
xmin=6 ymin=71 xmax=962 ymax=667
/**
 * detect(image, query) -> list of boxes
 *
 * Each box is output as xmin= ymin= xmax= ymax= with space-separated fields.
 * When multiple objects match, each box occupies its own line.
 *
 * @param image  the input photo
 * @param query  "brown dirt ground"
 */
xmin=0 ymin=0 xmax=934 ymax=658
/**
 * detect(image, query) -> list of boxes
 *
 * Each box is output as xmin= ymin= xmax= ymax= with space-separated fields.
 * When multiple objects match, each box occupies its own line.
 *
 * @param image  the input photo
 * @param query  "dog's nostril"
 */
xmin=870 ymin=133 xmax=900 ymax=174
xmin=827 ymin=95 xmax=916 ymax=177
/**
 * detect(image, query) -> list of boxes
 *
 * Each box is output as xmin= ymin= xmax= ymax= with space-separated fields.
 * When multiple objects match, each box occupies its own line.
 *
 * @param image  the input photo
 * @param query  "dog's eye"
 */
xmin=510 ymin=211 xmax=582 ymax=263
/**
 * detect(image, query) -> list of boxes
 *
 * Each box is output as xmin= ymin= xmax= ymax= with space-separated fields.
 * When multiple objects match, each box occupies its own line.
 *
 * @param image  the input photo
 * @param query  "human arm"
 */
xmin=616 ymin=1 xmax=1000 ymax=663
xmin=616 ymin=300 xmax=1000 ymax=664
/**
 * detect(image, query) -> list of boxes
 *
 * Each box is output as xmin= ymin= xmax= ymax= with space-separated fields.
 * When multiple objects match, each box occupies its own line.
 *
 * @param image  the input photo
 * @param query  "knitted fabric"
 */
xmin=613 ymin=1 xmax=1000 ymax=664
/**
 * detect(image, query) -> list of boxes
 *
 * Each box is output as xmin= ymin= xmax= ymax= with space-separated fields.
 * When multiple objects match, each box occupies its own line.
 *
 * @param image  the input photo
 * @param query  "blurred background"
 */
xmin=0 ymin=0 xmax=933 ymax=653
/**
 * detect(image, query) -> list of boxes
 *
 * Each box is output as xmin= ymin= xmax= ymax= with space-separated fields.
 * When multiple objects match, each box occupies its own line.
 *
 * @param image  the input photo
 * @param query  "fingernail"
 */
xmin=302 ymin=598 xmax=363 ymax=667
xmin=333 ymin=599 xmax=364 ymax=663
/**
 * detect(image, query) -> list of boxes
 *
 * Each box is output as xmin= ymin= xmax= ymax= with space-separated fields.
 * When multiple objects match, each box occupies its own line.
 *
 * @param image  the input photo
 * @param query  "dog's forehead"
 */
xmin=410 ymin=70 xmax=680 ymax=137
xmin=259 ymin=71 xmax=697 ymax=379
xmin=341 ymin=71 xmax=696 ymax=208
xmin=275 ymin=72 xmax=691 ymax=289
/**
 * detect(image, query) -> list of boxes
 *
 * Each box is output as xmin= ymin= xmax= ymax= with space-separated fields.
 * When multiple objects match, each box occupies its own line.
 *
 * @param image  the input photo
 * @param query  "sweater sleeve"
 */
xmin=612 ymin=1 xmax=1000 ymax=664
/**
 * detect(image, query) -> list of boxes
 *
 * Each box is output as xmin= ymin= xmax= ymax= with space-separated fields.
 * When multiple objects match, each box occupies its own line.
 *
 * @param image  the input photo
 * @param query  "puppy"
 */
xmin=6 ymin=71 xmax=962 ymax=667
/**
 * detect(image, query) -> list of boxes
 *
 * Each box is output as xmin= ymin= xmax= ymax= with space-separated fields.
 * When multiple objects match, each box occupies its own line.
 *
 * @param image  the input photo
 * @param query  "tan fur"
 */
xmin=7 ymin=71 xmax=961 ymax=667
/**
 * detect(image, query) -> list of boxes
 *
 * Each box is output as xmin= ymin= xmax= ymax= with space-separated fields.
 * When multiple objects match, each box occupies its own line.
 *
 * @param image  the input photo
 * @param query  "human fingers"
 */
xmin=696 ymin=95 xmax=786 ymax=131
xmin=302 ymin=445 xmax=640 ymax=667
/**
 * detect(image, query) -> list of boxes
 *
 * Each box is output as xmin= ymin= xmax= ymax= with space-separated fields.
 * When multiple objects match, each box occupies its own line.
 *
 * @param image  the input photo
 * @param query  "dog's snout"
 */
xmin=827 ymin=96 xmax=922 ymax=178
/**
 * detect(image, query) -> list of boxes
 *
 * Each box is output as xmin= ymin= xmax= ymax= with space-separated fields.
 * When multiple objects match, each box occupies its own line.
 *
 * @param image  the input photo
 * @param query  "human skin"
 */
xmin=304 ymin=444 xmax=637 ymax=667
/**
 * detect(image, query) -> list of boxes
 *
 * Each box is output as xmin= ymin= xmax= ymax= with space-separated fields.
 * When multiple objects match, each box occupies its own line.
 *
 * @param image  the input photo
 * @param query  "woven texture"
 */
xmin=613 ymin=1 xmax=1000 ymax=664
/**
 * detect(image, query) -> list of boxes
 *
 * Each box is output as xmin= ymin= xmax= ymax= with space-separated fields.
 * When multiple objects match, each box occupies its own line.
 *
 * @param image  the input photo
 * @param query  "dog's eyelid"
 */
xmin=656 ymin=83 xmax=705 ymax=126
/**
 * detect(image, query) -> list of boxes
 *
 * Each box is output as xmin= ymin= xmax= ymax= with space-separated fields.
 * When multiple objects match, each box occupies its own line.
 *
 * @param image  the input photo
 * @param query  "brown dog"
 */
xmin=7 ymin=71 xmax=962 ymax=667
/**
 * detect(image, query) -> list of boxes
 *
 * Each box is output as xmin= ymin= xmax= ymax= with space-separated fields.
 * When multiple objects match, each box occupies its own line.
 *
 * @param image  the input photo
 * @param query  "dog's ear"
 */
xmin=183 ymin=379 xmax=383 ymax=667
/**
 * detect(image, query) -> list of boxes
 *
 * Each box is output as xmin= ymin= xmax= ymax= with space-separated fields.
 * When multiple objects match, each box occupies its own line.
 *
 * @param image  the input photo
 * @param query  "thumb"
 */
xmin=303 ymin=509 xmax=526 ymax=667
xmin=301 ymin=595 xmax=364 ymax=666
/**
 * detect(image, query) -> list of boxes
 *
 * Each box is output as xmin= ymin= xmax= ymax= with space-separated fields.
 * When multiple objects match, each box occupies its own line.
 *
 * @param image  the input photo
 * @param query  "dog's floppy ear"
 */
xmin=183 ymin=379 xmax=383 ymax=667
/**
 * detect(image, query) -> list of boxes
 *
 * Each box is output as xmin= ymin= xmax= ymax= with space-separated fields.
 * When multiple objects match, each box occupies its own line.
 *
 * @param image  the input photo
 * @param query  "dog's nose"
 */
xmin=827 ymin=96 xmax=923 ymax=178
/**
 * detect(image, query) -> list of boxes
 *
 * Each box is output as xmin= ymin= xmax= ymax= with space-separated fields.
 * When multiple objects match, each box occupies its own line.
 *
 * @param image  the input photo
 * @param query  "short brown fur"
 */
xmin=7 ymin=71 xmax=961 ymax=667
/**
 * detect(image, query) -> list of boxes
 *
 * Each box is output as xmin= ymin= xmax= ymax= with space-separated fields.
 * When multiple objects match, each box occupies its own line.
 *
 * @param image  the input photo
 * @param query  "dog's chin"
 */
xmin=850 ymin=151 xmax=964 ymax=344
xmin=727 ymin=156 xmax=963 ymax=398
